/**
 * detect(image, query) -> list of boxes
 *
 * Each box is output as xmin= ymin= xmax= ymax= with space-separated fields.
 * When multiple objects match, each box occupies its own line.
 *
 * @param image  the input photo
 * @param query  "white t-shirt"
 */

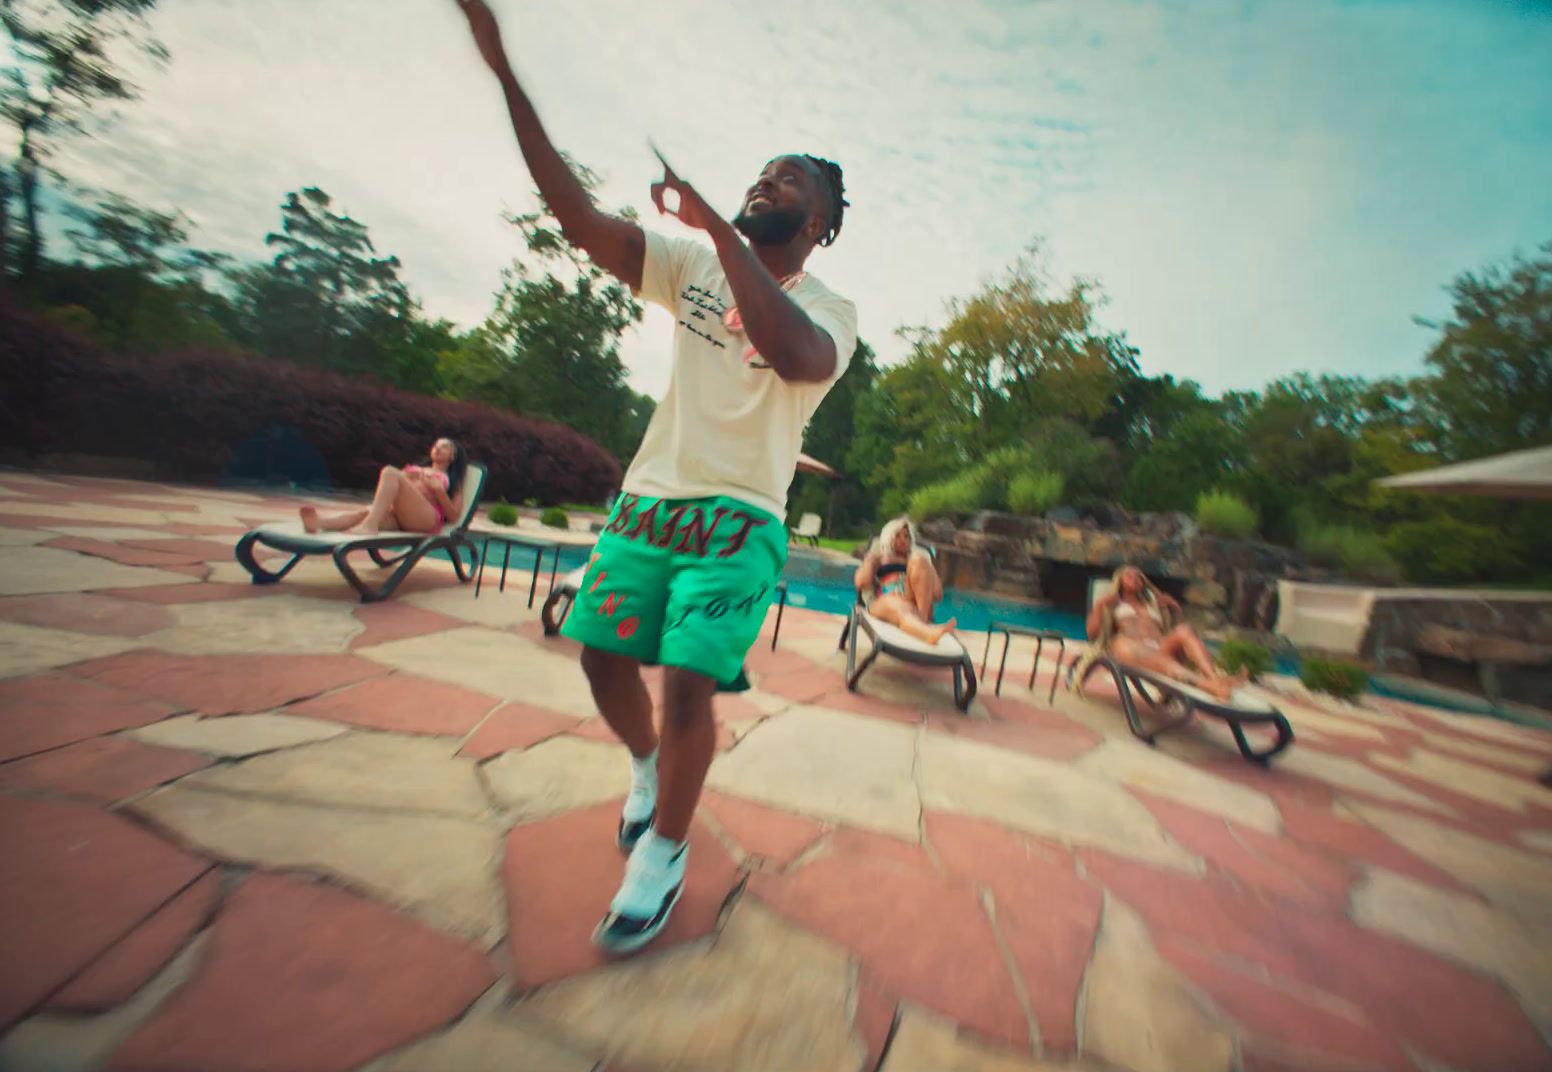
xmin=622 ymin=231 xmax=858 ymax=519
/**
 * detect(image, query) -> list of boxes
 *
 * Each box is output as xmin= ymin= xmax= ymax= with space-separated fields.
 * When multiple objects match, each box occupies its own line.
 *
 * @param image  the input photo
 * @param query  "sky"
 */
xmin=41 ymin=0 xmax=1552 ymax=400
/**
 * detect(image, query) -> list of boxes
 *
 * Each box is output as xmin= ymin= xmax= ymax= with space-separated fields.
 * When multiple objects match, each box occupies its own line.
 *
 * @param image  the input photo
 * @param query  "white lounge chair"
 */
xmin=235 ymin=463 xmax=488 ymax=603
xmin=838 ymin=543 xmax=976 ymax=712
xmin=790 ymin=512 xmax=822 ymax=547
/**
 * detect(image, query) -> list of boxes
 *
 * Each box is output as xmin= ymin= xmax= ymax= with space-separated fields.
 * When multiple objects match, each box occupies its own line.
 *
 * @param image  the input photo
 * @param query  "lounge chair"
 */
xmin=1069 ymin=577 xmax=1293 ymax=764
xmin=541 ymin=565 xmax=790 ymax=650
xmin=789 ymin=512 xmax=822 ymax=547
xmin=837 ymin=543 xmax=976 ymax=712
xmin=235 ymin=462 xmax=488 ymax=603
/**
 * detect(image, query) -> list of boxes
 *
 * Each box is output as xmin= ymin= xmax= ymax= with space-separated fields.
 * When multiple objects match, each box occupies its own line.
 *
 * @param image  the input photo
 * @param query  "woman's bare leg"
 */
xmin=1160 ymin=626 xmax=1248 ymax=689
xmin=869 ymin=595 xmax=956 ymax=646
xmin=301 ymin=506 xmax=369 ymax=533
xmin=358 ymin=468 xmax=438 ymax=534
xmin=1112 ymin=637 xmax=1233 ymax=699
xmin=906 ymin=555 xmax=942 ymax=622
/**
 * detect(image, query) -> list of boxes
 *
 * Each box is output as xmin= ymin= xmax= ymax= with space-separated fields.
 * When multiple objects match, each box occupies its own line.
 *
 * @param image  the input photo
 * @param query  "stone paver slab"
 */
xmin=1275 ymin=798 xmax=1472 ymax=892
xmin=1402 ymin=705 xmax=1552 ymax=755
xmin=146 ymin=594 xmax=364 ymax=655
xmin=42 ymin=536 xmax=200 ymax=570
xmin=919 ymin=731 xmax=1198 ymax=870
xmin=503 ymin=801 xmax=740 ymax=989
xmin=0 ymin=797 xmax=209 ymax=1029
xmin=751 ymin=836 xmax=1029 ymax=1045
xmin=127 ymin=712 xmax=348 ymax=757
xmin=1371 ymin=748 xmax=1547 ymax=814
xmin=180 ymin=732 xmax=486 ymax=816
xmin=1425 ymin=734 xmax=1552 ymax=776
xmin=1344 ymin=801 xmax=1552 ymax=925
xmin=119 ymin=537 xmax=235 ymax=562
xmin=923 ymin=812 xmax=1100 ymax=1055
xmin=1273 ymin=747 xmax=1456 ymax=813
xmin=0 ymin=501 xmax=175 ymax=526
xmin=0 ymin=592 xmax=174 ymax=636
xmin=285 ymin=673 xmax=499 ymax=737
xmin=880 ymin=1008 xmax=1072 ymax=1072
xmin=1074 ymin=737 xmax=1282 ymax=834
xmin=48 ymin=871 xmax=222 ymax=1012
xmin=359 ymin=627 xmax=596 ymax=716
xmin=134 ymin=785 xmax=503 ymax=942
xmin=64 ymin=650 xmax=388 ymax=714
xmin=350 ymin=601 xmax=467 ymax=650
xmin=458 ymin=702 xmax=580 ymax=759
xmin=482 ymin=735 xmax=628 ymax=820
xmin=369 ymin=1010 xmax=598 ymax=1072
xmin=110 ymin=873 xmax=495 ymax=1072
xmin=0 ymin=620 xmax=139 ymax=678
xmin=0 ymin=674 xmax=175 ymax=762
xmin=0 ymin=736 xmax=208 ymax=803
xmin=1080 ymin=897 xmax=1235 ymax=1072
xmin=1353 ymin=867 xmax=1552 ymax=1039
xmin=1520 ymin=829 xmax=1552 ymax=856
xmin=700 ymin=789 xmax=828 ymax=866
xmin=0 ymin=525 xmax=49 ymax=546
xmin=402 ymin=584 xmax=539 ymax=629
xmin=706 ymin=705 xmax=921 ymax=840
xmin=518 ymin=901 xmax=860 ymax=1072
xmin=106 ymin=581 xmax=275 ymax=605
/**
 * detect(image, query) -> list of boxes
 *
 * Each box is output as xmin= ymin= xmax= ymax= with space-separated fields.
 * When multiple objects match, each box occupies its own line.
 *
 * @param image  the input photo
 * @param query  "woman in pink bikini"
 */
xmin=299 ymin=437 xmax=468 ymax=535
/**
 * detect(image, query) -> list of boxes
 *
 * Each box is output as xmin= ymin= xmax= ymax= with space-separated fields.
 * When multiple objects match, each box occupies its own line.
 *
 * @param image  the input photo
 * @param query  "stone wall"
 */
xmin=1363 ymin=595 xmax=1552 ymax=710
xmin=919 ymin=510 xmax=1326 ymax=631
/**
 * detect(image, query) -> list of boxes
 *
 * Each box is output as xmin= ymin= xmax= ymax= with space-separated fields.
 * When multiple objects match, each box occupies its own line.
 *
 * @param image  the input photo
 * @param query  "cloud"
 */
xmin=47 ymin=0 xmax=1552 ymax=399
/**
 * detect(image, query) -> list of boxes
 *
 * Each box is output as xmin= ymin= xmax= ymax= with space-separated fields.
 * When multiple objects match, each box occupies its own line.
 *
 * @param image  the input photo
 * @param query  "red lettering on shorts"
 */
xmin=717 ymin=510 xmax=769 ymax=558
xmin=616 ymin=616 xmax=640 ymax=639
xmin=600 ymin=591 xmax=627 ymax=616
xmin=625 ymin=500 xmax=660 ymax=544
xmin=588 ymin=569 xmax=607 ymax=593
xmin=673 ymin=506 xmax=729 ymax=557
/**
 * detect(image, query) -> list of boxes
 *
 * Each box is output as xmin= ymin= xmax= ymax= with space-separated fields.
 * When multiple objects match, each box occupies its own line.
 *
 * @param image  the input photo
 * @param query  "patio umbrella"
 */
xmin=1375 ymin=444 xmax=1552 ymax=501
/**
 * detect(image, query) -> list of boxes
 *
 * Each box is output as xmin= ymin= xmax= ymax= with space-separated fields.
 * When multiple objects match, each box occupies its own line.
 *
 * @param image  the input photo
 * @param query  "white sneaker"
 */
xmin=592 ymin=831 xmax=687 ymax=954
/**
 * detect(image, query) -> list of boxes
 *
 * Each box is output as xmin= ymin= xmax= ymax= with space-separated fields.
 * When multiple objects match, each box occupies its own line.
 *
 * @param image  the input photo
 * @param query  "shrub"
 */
xmin=1216 ymin=636 xmax=1273 ymax=682
xmin=1299 ymin=655 xmax=1367 ymax=701
xmin=1194 ymin=489 xmax=1258 ymax=538
xmin=540 ymin=506 xmax=569 ymax=529
xmin=1008 ymin=470 xmax=1065 ymax=515
xmin=486 ymin=501 xmax=519 ymax=526
xmin=908 ymin=471 xmax=985 ymax=519
xmin=1298 ymin=521 xmax=1400 ymax=582
xmin=1384 ymin=517 xmax=1519 ymax=585
xmin=0 ymin=298 xmax=621 ymax=504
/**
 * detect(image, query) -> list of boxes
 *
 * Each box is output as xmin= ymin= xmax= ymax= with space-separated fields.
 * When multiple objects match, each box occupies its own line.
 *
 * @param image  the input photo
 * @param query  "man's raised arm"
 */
xmin=455 ymin=0 xmax=644 ymax=290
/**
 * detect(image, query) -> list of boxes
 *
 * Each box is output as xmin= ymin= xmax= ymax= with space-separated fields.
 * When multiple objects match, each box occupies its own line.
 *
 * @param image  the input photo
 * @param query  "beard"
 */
xmin=733 ymin=206 xmax=806 ymax=246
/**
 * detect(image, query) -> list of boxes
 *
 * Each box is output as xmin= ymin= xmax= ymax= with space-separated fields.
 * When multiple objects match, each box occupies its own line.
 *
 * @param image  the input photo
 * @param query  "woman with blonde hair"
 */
xmin=1075 ymin=565 xmax=1245 ymax=700
xmin=854 ymin=516 xmax=956 ymax=645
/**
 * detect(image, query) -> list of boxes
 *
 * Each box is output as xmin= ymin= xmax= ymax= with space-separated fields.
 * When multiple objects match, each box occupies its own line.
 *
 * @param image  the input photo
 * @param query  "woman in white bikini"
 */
xmin=854 ymin=516 xmax=956 ymax=646
xmin=1087 ymin=565 xmax=1245 ymax=700
xmin=298 ymin=437 xmax=468 ymax=536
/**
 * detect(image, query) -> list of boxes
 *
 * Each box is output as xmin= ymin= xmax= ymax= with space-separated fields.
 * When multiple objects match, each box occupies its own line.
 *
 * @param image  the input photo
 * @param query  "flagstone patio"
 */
xmin=1 ymin=469 xmax=1550 ymax=1072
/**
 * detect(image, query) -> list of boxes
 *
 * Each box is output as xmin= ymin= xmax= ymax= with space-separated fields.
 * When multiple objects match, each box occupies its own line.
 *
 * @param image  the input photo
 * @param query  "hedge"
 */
xmin=0 ymin=297 xmax=621 ymax=505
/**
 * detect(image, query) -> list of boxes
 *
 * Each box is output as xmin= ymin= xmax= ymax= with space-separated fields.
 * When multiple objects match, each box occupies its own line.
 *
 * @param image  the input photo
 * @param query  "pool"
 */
xmin=470 ymin=539 xmax=1535 ymax=724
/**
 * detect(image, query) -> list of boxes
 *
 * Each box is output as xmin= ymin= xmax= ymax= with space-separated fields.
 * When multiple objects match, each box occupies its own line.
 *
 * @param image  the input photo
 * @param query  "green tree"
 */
xmin=65 ymin=192 xmax=225 ymax=283
xmin=789 ymin=339 xmax=878 ymax=533
xmin=848 ymin=356 xmax=966 ymax=517
xmin=1413 ymin=240 xmax=1552 ymax=460
xmin=445 ymin=169 xmax=645 ymax=463
xmin=1 ymin=0 xmax=166 ymax=280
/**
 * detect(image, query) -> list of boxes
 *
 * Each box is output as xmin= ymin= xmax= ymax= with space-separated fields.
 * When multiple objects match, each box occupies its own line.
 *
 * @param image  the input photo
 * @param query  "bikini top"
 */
xmin=406 ymin=465 xmax=450 ymax=491
xmin=877 ymin=562 xmax=907 ymax=579
xmin=1114 ymin=600 xmax=1163 ymax=625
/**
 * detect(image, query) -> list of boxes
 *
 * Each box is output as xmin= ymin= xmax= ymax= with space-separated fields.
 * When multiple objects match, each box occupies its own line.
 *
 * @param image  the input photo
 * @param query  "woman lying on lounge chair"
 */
xmin=854 ymin=517 xmax=957 ymax=646
xmin=1086 ymin=566 xmax=1246 ymax=701
xmin=298 ymin=437 xmax=469 ymax=536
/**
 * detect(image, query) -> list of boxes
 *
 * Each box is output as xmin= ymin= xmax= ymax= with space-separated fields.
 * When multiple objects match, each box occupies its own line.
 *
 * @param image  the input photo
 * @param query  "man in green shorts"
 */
xmin=457 ymin=0 xmax=858 ymax=953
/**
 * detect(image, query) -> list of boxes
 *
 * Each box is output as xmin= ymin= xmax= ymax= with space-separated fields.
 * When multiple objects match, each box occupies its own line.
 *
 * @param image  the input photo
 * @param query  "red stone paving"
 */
xmin=110 ymin=873 xmax=496 ymax=1072
xmin=744 ymin=646 xmax=826 ymax=679
xmin=349 ymin=601 xmax=466 ymax=650
xmin=284 ymin=673 xmax=499 ymax=736
xmin=811 ymin=685 xmax=924 ymax=725
xmin=751 ymin=830 xmax=1031 ymax=1047
xmin=0 ymin=674 xmax=177 ymax=762
xmin=103 ymin=581 xmax=276 ymax=605
xmin=49 ymin=871 xmax=223 ymax=1011
xmin=1154 ymin=933 xmax=1417 ymax=1072
xmin=515 ymin=618 xmax=584 ymax=656
xmin=119 ymin=537 xmax=237 ymax=562
xmin=0 ymin=511 xmax=132 ymax=529
xmin=0 ymin=736 xmax=209 ymax=803
xmin=161 ymin=522 xmax=249 ymax=537
xmin=700 ymin=790 xmax=828 ymax=866
xmin=924 ymin=708 xmax=1102 ymax=762
xmin=0 ymin=592 xmax=175 ymax=636
xmin=503 ymin=802 xmax=741 ymax=990
xmin=924 ymin=812 xmax=1099 ymax=1054
xmin=63 ymin=651 xmax=390 ymax=716
xmin=0 ymin=797 xmax=210 ymax=1029
xmin=854 ymin=969 xmax=900 ymax=1072
xmin=757 ymin=666 xmax=842 ymax=705
xmin=1081 ymin=850 xmax=1551 ymax=1072
xmin=459 ymin=702 xmax=581 ymax=759
xmin=42 ymin=536 xmax=203 ymax=570
xmin=1133 ymin=791 xmax=1353 ymax=909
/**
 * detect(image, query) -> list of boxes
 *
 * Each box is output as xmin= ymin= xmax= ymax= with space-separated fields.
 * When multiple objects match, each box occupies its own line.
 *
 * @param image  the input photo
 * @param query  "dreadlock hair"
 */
xmin=803 ymin=155 xmax=848 ymax=247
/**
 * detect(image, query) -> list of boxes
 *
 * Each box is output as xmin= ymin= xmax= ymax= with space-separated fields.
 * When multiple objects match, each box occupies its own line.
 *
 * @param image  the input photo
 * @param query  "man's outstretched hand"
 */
xmin=454 ymin=0 xmax=509 ymax=74
xmin=650 ymin=163 xmax=728 ymax=238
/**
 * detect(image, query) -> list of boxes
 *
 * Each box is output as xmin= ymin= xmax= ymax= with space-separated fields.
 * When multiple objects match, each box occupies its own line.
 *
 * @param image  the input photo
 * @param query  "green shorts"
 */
xmin=561 ymin=492 xmax=787 ymax=691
